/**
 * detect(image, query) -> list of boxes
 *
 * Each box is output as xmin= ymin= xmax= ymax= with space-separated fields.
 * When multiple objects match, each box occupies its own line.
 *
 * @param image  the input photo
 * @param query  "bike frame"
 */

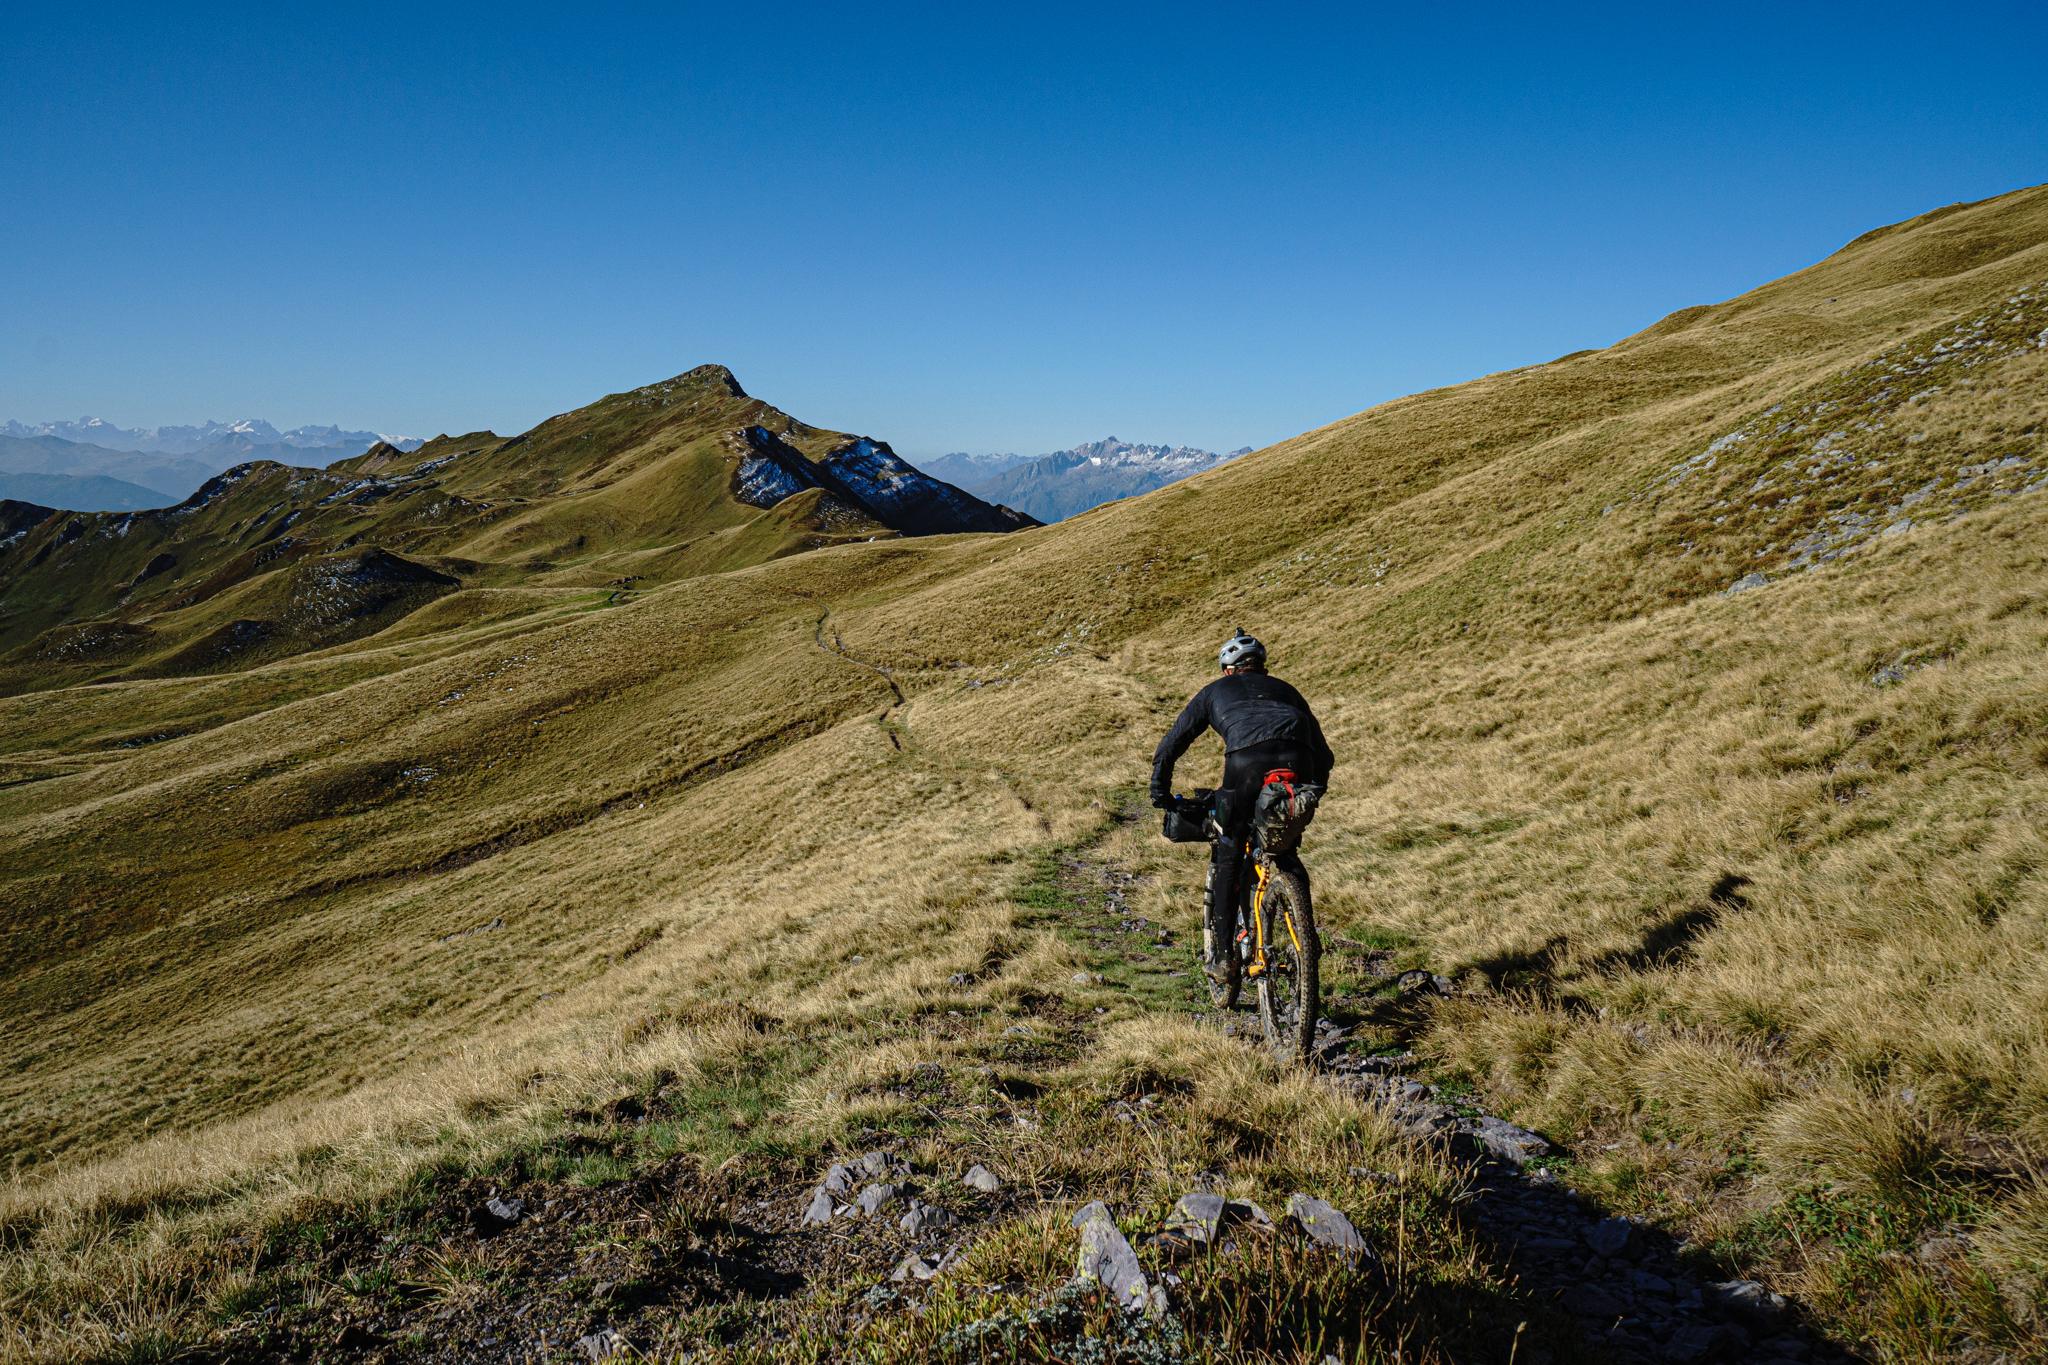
xmin=1244 ymin=851 xmax=1305 ymax=979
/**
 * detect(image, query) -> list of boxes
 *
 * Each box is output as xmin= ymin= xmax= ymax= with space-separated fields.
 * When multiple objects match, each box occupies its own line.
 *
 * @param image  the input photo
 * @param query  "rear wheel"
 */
xmin=1256 ymin=860 xmax=1320 ymax=1063
xmin=1202 ymin=857 xmax=1241 ymax=1008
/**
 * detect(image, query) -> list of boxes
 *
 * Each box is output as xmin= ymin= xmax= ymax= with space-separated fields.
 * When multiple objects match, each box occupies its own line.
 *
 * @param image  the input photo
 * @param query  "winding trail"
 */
xmin=812 ymin=608 xmax=903 ymax=749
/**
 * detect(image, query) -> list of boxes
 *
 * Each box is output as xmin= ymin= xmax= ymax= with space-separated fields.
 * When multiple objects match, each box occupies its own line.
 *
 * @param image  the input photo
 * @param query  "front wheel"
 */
xmin=1256 ymin=860 xmax=1320 ymax=1063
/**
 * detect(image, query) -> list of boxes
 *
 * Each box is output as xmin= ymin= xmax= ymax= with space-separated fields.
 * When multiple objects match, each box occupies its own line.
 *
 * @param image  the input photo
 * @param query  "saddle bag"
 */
xmin=1250 ymin=769 xmax=1322 ymax=853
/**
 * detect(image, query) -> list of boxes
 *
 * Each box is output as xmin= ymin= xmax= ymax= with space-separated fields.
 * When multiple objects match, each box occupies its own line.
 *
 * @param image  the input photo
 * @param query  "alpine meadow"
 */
xmin=4 ymin=184 xmax=2048 ymax=1363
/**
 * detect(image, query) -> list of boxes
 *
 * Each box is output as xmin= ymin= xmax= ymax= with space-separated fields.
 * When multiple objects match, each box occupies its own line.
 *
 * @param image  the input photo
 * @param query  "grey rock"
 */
xmin=856 ymin=1183 xmax=903 ymax=1216
xmin=1584 ymin=1216 xmax=1634 ymax=1258
xmin=1071 ymin=1199 xmax=1113 ymax=1229
xmin=1630 ymin=1269 xmax=1675 ymax=1295
xmin=801 ymin=1186 xmax=835 ymax=1226
xmin=575 ymin=1329 xmax=626 ymax=1362
xmin=890 ymin=1246 xmax=960 ymax=1282
xmin=1466 ymin=1114 xmax=1551 ymax=1164
xmin=1393 ymin=969 xmax=1445 ymax=996
xmin=856 ymin=1150 xmax=893 ymax=1178
xmin=484 ymin=1196 xmax=526 ymax=1224
xmin=962 ymin=1163 xmax=1003 ymax=1192
xmin=1164 ymin=1191 xmax=1227 ymax=1243
xmin=1284 ymin=1193 xmax=1368 ymax=1255
xmin=1725 ymin=572 xmax=1770 ymax=595
xmin=1075 ymin=1205 xmax=1150 ymax=1312
xmin=1709 ymin=1279 xmax=1787 ymax=1325
xmin=899 ymin=1199 xmax=956 ymax=1235
xmin=822 ymin=1162 xmax=855 ymax=1195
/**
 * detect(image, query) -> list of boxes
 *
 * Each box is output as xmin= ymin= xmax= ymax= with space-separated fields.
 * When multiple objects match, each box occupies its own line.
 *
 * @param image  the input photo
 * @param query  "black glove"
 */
xmin=1150 ymin=788 xmax=1173 ymax=810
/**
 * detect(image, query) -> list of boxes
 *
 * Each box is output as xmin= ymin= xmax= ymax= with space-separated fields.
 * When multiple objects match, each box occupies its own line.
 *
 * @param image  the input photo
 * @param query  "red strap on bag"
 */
xmin=1263 ymin=768 xmax=1297 ymax=803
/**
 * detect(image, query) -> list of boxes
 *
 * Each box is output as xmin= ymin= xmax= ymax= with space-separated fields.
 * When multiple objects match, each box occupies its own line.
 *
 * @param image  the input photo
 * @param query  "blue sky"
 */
xmin=4 ymin=3 xmax=2044 ymax=458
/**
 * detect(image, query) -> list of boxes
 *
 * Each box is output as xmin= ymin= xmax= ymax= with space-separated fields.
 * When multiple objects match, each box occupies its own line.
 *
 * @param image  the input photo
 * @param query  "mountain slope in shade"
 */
xmin=0 ymin=471 xmax=169 ymax=512
xmin=0 ymin=419 xmax=428 ymax=503
xmin=0 ymin=365 xmax=1032 ymax=691
xmin=0 ymin=434 xmax=220 ymax=500
xmin=935 ymin=436 xmax=1252 ymax=520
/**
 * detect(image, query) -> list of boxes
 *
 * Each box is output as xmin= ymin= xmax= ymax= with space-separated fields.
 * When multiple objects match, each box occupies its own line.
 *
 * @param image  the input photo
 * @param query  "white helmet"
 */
xmin=1218 ymin=628 xmax=1265 ymax=671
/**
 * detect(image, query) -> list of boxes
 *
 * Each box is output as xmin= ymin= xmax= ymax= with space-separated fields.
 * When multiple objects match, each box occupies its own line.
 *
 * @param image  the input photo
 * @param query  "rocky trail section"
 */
xmin=1325 ymin=1050 xmax=1854 ymax=1364
xmin=1048 ymin=831 xmax=1863 ymax=1364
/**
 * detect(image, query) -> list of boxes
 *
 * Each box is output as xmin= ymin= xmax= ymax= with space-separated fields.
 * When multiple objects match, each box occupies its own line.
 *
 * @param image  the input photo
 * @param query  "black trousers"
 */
xmin=1205 ymin=741 xmax=1312 ymax=963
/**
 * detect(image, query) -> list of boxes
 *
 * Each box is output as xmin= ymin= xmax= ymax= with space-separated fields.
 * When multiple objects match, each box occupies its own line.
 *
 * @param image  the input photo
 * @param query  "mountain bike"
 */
xmin=1167 ymin=791 xmax=1321 ymax=1063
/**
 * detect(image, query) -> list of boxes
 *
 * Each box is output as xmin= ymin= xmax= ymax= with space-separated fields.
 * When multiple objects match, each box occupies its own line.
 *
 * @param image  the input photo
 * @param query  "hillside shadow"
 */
xmin=1466 ymin=873 xmax=1752 ymax=1006
xmin=1464 ymin=1154 xmax=1863 ymax=1363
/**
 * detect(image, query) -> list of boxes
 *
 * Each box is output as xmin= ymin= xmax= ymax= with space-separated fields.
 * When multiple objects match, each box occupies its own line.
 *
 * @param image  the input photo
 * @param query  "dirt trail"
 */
xmin=811 ymin=607 xmax=904 ymax=749
xmin=1047 ymin=819 xmax=1861 ymax=1365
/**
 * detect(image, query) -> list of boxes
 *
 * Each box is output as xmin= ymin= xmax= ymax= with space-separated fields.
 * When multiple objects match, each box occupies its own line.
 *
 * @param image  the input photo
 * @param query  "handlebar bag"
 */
xmin=1161 ymin=788 xmax=1215 ymax=843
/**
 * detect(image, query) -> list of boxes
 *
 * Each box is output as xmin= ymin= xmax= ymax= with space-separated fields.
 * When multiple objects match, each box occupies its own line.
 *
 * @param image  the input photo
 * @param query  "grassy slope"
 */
xmin=3 ymin=186 xmax=2046 ymax=1360
xmin=0 ymin=366 xmax=895 ymax=695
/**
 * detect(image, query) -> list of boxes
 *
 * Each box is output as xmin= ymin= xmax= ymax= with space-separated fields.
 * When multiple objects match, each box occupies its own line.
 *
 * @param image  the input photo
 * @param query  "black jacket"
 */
xmin=1150 ymin=670 xmax=1335 ymax=798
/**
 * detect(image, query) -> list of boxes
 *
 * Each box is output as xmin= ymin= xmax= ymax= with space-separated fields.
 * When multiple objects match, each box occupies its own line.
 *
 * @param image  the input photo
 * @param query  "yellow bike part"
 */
xmin=1243 ymin=858 xmax=1303 ymax=981
xmin=1246 ymin=861 xmax=1271 ymax=978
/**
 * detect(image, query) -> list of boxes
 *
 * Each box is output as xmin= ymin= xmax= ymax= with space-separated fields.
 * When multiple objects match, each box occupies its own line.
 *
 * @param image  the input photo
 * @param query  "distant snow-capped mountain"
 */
xmin=1 ymin=417 xmax=424 ymax=458
xmin=0 ymin=416 xmax=427 ymax=508
xmin=926 ymin=437 xmax=1252 ymax=522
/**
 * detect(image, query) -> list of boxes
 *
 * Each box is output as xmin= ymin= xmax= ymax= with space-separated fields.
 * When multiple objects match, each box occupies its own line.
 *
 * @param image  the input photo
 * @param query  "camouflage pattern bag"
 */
xmin=1250 ymin=770 xmax=1321 ymax=853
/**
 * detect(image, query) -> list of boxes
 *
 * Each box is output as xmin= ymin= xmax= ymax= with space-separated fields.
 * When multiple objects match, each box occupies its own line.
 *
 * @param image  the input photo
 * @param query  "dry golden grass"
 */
xmin=4 ymin=183 xmax=2048 ymax=1359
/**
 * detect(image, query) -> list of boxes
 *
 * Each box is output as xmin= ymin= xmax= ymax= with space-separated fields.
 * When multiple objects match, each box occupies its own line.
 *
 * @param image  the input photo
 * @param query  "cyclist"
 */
xmin=1149 ymin=629 xmax=1334 ymax=987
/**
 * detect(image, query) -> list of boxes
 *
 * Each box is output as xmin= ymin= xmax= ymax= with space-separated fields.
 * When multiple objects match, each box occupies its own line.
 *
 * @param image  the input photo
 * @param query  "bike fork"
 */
xmin=1242 ymin=860 xmax=1271 ymax=980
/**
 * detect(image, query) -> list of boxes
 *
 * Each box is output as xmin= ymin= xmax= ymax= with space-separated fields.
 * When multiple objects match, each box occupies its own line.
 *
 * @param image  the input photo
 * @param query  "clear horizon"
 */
xmin=6 ymin=3 xmax=2046 ymax=461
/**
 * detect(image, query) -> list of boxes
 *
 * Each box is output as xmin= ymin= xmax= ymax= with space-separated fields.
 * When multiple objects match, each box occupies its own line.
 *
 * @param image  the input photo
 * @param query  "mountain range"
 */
xmin=0 ymin=417 xmax=427 ymax=512
xmin=0 ymin=364 xmax=1032 ymax=688
xmin=1 ymin=416 xmax=423 ymax=457
xmin=5 ymin=186 xmax=2048 ymax=1362
xmin=924 ymin=436 xmax=1252 ymax=521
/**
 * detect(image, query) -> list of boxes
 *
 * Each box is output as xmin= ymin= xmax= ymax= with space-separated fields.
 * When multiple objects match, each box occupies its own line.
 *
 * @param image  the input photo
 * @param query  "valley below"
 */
xmin=4 ymin=186 xmax=2047 ymax=1363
